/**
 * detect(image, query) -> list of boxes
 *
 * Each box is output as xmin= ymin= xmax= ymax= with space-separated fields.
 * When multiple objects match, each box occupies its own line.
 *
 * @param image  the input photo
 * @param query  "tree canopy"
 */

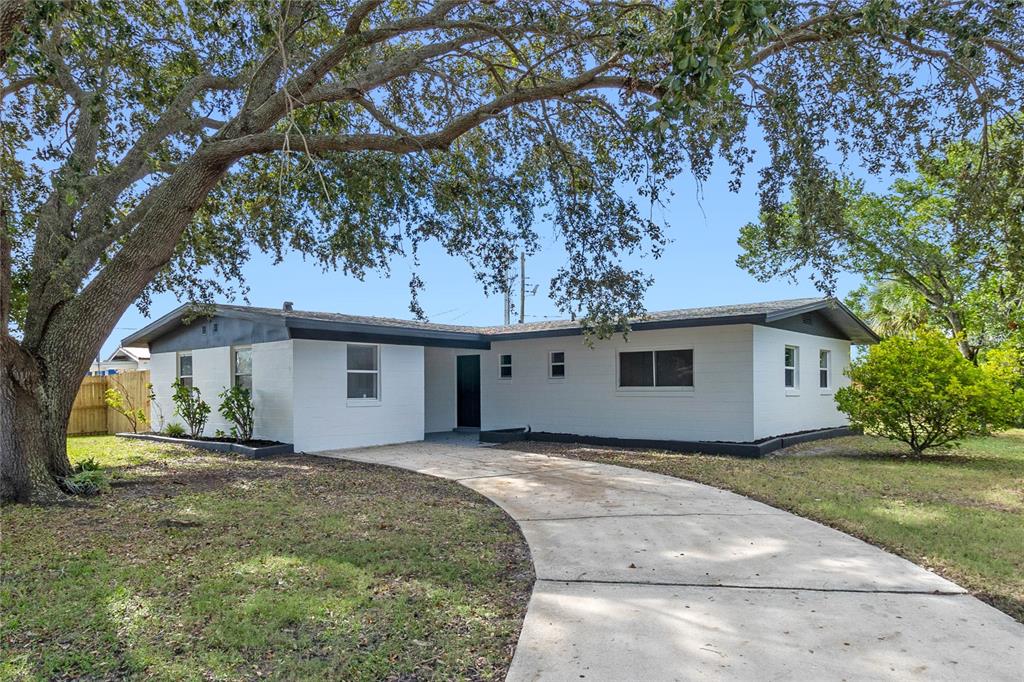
xmin=2 ymin=0 xmax=1024 ymax=502
xmin=739 ymin=112 xmax=1024 ymax=360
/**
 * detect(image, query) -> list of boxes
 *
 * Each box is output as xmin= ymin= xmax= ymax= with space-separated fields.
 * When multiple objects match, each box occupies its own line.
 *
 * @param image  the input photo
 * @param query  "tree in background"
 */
xmin=739 ymin=113 xmax=1024 ymax=362
xmin=2 ymin=1 xmax=1022 ymax=501
xmin=836 ymin=330 xmax=1019 ymax=456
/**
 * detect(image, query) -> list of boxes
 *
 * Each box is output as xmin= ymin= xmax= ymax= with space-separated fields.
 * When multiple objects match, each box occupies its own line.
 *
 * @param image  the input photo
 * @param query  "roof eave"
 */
xmin=764 ymin=298 xmax=878 ymax=344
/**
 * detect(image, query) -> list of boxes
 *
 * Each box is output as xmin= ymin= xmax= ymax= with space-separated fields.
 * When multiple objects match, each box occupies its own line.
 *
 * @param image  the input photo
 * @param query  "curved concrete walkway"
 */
xmin=320 ymin=441 xmax=1024 ymax=681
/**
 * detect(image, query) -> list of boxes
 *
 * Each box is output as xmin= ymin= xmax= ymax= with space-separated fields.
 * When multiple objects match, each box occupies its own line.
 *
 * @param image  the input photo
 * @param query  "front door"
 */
xmin=456 ymin=355 xmax=481 ymax=428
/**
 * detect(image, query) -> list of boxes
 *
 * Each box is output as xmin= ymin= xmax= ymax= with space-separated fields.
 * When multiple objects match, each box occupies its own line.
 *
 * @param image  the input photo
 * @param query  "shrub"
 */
xmin=981 ymin=341 xmax=1024 ymax=426
xmin=72 ymin=457 xmax=101 ymax=473
xmin=164 ymin=422 xmax=187 ymax=438
xmin=836 ymin=330 xmax=1018 ymax=455
xmin=104 ymin=383 xmax=147 ymax=433
xmin=218 ymin=385 xmax=255 ymax=442
xmin=62 ymin=469 xmax=109 ymax=496
xmin=171 ymin=380 xmax=210 ymax=439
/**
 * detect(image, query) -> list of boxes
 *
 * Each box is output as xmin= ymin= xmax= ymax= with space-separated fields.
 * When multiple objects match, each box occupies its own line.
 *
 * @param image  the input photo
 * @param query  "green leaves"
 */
xmin=218 ymin=385 xmax=255 ymax=443
xmin=171 ymin=380 xmax=210 ymax=439
xmin=836 ymin=330 xmax=1020 ymax=454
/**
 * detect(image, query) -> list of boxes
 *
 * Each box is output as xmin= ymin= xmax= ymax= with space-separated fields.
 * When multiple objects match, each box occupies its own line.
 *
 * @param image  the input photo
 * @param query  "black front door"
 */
xmin=456 ymin=355 xmax=481 ymax=428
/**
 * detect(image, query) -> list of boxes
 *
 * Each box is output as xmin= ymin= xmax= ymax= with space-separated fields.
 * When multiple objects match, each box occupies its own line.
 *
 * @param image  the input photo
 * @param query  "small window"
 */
xmin=499 ymin=354 xmax=512 ymax=379
xmin=347 ymin=344 xmax=379 ymax=399
xmin=618 ymin=349 xmax=693 ymax=389
xmin=178 ymin=353 xmax=193 ymax=388
xmin=549 ymin=351 xmax=565 ymax=378
xmin=233 ymin=347 xmax=252 ymax=393
xmin=819 ymin=349 xmax=831 ymax=389
xmin=785 ymin=346 xmax=799 ymax=389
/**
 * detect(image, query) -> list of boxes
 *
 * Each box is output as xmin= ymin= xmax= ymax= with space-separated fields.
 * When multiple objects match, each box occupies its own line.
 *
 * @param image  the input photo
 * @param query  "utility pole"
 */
xmin=518 ymin=251 xmax=526 ymax=324
xmin=503 ymin=261 xmax=511 ymax=325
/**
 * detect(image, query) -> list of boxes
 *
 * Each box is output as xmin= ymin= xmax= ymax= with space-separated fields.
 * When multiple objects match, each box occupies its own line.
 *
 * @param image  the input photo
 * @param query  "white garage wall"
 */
xmin=751 ymin=326 xmax=851 ymax=440
xmin=424 ymin=347 xmax=458 ymax=432
xmin=291 ymin=339 xmax=425 ymax=452
xmin=480 ymin=325 xmax=756 ymax=443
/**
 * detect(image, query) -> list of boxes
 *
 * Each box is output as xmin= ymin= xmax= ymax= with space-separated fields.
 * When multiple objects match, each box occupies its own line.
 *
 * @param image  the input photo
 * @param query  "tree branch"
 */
xmin=216 ymin=58 xmax=636 ymax=159
xmin=345 ymin=0 xmax=383 ymax=35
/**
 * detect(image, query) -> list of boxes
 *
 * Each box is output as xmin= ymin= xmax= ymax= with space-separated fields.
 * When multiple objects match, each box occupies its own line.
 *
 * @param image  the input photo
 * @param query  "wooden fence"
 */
xmin=69 ymin=370 xmax=151 ymax=436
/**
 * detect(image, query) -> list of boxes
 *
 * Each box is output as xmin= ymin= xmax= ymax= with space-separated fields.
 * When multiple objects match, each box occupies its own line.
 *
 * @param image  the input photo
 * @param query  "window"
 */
xmin=499 ymin=354 xmax=512 ymax=379
xmin=177 ymin=353 xmax=193 ymax=388
xmin=549 ymin=351 xmax=565 ymax=378
xmin=618 ymin=349 xmax=693 ymax=389
xmin=819 ymin=349 xmax=831 ymax=389
xmin=347 ymin=344 xmax=379 ymax=399
xmin=233 ymin=346 xmax=252 ymax=392
xmin=784 ymin=346 xmax=799 ymax=389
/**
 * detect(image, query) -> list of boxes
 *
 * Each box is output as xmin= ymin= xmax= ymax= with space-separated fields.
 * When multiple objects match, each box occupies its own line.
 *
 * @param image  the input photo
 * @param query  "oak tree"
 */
xmin=3 ymin=0 xmax=1022 ymax=501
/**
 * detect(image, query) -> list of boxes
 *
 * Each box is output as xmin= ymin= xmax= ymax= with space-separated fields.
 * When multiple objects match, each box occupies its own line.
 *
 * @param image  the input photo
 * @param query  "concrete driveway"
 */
xmin=320 ymin=440 xmax=1024 ymax=681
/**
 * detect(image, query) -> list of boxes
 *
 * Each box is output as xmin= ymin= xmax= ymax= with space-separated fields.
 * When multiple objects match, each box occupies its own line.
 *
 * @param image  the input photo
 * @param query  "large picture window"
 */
xmin=618 ymin=349 xmax=693 ymax=389
xmin=785 ymin=346 xmax=799 ymax=389
xmin=177 ymin=353 xmax=193 ymax=388
xmin=233 ymin=347 xmax=252 ymax=392
xmin=347 ymin=344 xmax=379 ymax=399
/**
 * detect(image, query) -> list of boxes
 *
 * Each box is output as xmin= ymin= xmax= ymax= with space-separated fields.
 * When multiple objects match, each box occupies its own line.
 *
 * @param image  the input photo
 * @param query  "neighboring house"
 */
xmin=121 ymin=298 xmax=878 ymax=454
xmin=89 ymin=346 xmax=151 ymax=375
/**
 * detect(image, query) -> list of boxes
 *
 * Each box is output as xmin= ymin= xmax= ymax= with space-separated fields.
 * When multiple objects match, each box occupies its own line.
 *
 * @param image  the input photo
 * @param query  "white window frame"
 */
xmin=819 ymin=349 xmax=832 ymax=392
xmin=615 ymin=346 xmax=695 ymax=395
xmin=177 ymin=352 xmax=193 ymax=388
xmin=498 ymin=353 xmax=513 ymax=380
xmin=232 ymin=345 xmax=252 ymax=392
xmin=784 ymin=345 xmax=800 ymax=392
xmin=346 ymin=343 xmax=380 ymax=403
xmin=548 ymin=350 xmax=566 ymax=380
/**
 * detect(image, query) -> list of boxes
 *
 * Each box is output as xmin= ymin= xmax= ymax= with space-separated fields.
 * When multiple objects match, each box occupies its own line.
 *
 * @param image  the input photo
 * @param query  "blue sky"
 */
xmin=103 ymin=147 xmax=878 ymax=359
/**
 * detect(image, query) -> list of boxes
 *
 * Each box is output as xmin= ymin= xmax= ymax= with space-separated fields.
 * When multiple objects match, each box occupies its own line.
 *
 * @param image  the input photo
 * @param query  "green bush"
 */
xmin=218 ymin=385 xmax=255 ymax=442
xmin=72 ymin=457 xmax=102 ymax=473
xmin=171 ymin=381 xmax=210 ymax=439
xmin=62 ymin=469 xmax=109 ymax=496
xmin=981 ymin=341 xmax=1024 ymax=425
xmin=836 ymin=330 xmax=1018 ymax=455
xmin=164 ymin=422 xmax=187 ymax=438
xmin=104 ymin=386 xmax=147 ymax=433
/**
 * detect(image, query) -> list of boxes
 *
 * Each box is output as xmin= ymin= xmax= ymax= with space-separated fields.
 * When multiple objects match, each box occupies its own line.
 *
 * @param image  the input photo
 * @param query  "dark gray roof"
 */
xmin=122 ymin=297 xmax=878 ymax=348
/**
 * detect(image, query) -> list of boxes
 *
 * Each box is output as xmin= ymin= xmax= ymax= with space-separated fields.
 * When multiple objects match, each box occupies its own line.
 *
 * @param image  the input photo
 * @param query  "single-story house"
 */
xmin=121 ymin=297 xmax=878 ymax=455
xmin=89 ymin=346 xmax=151 ymax=375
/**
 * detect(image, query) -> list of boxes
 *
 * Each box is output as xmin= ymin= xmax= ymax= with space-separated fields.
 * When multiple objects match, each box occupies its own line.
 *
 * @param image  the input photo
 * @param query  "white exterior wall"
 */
xmin=424 ymin=347 xmax=458 ymax=432
xmin=193 ymin=346 xmax=233 ymax=436
xmin=251 ymin=340 xmax=294 ymax=443
xmin=752 ymin=326 xmax=851 ymax=440
xmin=291 ymin=340 xmax=425 ymax=452
xmin=150 ymin=341 xmax=295 ymax=442
xmin=480 ymin=325 xmax=756 ymax=443
xmin=149 ymin=351 xmax=177 ymax=433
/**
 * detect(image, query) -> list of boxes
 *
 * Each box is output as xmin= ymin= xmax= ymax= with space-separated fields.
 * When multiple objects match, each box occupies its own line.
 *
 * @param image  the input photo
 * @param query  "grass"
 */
xmin=505 ymin=430 xmax=1024 ymax=623
xmin=1 ymin=437 xmax=533 ymax=681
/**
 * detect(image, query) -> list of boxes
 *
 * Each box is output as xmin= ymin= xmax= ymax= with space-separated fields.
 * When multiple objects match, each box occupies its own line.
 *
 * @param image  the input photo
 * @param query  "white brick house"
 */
xmin=123 ymin=298 xmax=877 ymax=455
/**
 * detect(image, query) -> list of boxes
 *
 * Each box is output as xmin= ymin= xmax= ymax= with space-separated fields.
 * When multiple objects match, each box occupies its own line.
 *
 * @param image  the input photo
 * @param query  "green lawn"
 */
xmin=506 ymin=431 xmax=1024 ymax=623
xmin=1 ymin=437 xmax=533 ymax=680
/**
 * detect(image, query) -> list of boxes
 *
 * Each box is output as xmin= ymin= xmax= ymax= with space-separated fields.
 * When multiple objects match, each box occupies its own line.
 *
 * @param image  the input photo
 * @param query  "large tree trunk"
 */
xmin=0 ymin=341 xmax=69 ymax=503
xmin=2 ymin=153 xmax=235 ymax=503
